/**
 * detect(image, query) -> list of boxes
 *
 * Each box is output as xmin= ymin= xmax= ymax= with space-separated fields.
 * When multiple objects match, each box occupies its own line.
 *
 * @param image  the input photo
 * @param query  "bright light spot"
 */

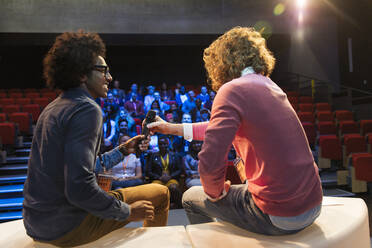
xmin=297 ymin=0 xmax=306 ymax=9
xmin=298 ymin=12 xmax=304 ymax=23
xmin=296 ymin=29 xmax=304 ymax=40
xmin=254 ymin=21 xmax=273 ymax=39
xmin=273 ymin=3 xmax=285 ymax=16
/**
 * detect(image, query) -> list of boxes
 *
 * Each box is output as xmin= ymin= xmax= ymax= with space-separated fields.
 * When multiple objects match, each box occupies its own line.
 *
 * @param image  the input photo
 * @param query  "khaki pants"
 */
xmin=45 ymin=183 xmax=169 ymax=247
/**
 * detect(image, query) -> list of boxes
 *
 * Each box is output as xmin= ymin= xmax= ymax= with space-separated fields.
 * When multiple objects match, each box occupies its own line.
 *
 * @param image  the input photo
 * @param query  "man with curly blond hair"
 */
xmin=23 ymin=31 xmax=169 ymax=247
xmin=148 ymin=26 xmax=322 ymax=235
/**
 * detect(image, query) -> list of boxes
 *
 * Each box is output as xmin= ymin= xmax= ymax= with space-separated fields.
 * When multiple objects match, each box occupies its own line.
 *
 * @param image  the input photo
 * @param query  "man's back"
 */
xmin=23 ymin=88 xmax=104 ymax=241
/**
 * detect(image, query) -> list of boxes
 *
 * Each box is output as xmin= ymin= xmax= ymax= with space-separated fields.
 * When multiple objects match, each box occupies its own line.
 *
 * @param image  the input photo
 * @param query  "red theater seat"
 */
xmin=136 ymin=125 xmax=142 ymax=135
xmin=301 ymin=122 xmax=316 ymax=147
xmin=334 ymin=110 xmax=353 ymax=122
xmin=288 ymin=96 xmax=298 ymax=105
xmin=15 ymin=98 xmax=31 ymax=106
xmin=9 ymin=112 xmax=32 ymax=135
xmin=3 ymin=105 xmax=21 ymax=115
xmin=339 ymin=121 xmax=359 ymax=136
xmin=299 ymin=103 xmax=313 ymax=113
xmin=0 ymin=122 xmax=17 ymax=145
xmin=0 ymin=98 xmax=15 ymax=105
xmin=24 ymin=88 xmax=38 ymax=93
xmin=133 ymin=118 xmax=142 ymax=126
xmin=319 ymin=135 xmax=342 ymax=160
xmin=7 ymin=89 xmax=21 ymax=93
xmin=25 ymin=92 xmax=40 ymax=99
xmin=0 ymin=113 xmax=7 ymax=122
xmin=344 ymin=134 xmax=367 ymax=154
xmin=360 ymin=120 xmax=372 ymax=136
xmin=0 ymin=92 xmax=7 ymax=98
xmin=41 ymin=92 xmax=57 ymax=101
xmin=22 ymin=104 xmax=41 ymax=123
xmin=33 ymin=98 xmax=50 ymax=108
xmin=353 ymin=153 xmax=372 ymax=181
xmin=9 ymin=92 xmax=23 ymax=99
xmin=299 ymin=96 xmax=313 ymax=104
xmin=318 ymin=121 xmax=337 ymax=135
xmin=315 ymin=103 xmax=331 ymax=112
xmin=316 ymin=111 xmax=334 ymax=122
xmin=287 ymin=91 xmax=299 ymax=97
xmin=298 ymin=112 xmax=314 ymax=123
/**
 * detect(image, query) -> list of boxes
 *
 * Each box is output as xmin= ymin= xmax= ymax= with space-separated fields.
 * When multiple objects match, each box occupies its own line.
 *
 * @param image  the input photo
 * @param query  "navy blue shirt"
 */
xmin=23 ymin=87 xmax=130 ymax=241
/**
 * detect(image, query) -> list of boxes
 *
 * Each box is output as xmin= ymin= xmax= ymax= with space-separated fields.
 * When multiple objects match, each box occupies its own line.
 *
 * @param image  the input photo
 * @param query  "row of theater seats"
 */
xmin=287 ymin=91 xmax=372 ymax=193
xmin=0 ymin=89 xmax=59 ymax=147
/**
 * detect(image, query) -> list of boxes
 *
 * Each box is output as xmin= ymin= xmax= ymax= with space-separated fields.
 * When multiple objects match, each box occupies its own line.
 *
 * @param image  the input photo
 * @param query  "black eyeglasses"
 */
xmin=93 ymin=65 xmax=111 ymax=79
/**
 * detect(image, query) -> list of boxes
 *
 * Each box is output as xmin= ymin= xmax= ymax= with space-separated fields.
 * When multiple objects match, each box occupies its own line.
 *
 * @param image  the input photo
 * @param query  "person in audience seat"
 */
xmin=147 ymin=26 xmax=322 ymax=236
xmin=183 ymin=140 xmax=203 ymax=188
xmin=146 ymin=136 xmax=183 ymax=208
xmin=23 ymin=31 xmax=169 ymax=247
xmin=109 ymin=135 xmax=144 ymax=189
xmin=124 ymin=92 xmax=145 ymax=119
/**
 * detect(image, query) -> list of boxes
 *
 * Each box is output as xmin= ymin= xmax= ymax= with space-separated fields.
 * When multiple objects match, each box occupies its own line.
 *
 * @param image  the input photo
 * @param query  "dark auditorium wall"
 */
xmin=0 ymin=33 xmax=290 ymax=90
xmin=0 ymin=0 xmax=356 ymax=91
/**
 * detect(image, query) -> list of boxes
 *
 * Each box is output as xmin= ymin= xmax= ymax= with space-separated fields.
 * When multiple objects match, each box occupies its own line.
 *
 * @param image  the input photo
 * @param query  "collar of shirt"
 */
xmin=241 ymin=66 xmax=255 ymax=77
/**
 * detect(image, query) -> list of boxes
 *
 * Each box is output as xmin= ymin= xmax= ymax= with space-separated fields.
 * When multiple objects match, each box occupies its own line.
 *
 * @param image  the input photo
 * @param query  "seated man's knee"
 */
xmin=152 ymin=183 xmax=170 ymax=202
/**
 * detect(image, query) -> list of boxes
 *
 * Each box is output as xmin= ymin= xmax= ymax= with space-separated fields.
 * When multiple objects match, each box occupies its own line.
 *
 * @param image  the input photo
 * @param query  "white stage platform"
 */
xmin=0 ymin=197 xmax=369 ymax=248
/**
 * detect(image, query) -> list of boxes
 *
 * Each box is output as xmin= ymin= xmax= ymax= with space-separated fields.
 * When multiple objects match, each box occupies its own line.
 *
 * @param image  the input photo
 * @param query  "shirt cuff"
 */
xmin=206 ymin=188 xmax=228 ymax=202
xmin=183 ymin=123 xmax=193 ymax=142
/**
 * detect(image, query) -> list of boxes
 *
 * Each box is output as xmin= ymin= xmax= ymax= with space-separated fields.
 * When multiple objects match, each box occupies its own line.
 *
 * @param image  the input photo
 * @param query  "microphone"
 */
xmin=142 ymin=110 xmax=156 ymax=138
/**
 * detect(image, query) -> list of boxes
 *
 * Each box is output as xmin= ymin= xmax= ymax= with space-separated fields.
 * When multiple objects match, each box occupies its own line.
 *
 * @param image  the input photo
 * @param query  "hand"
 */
xmin=146 ymin=116 xmax=170 ymax=135
xmin=127 ymin=200 xmax=154 ymax=222
xmin=208 ymin=180 xmax=231 ymax=203
xmin=119 ymin=135 xmax=151 ymax=156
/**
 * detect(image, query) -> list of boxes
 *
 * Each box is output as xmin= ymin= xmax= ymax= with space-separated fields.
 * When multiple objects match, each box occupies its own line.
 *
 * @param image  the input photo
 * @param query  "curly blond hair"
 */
xmin=203 ymin=26 xmax=275 ymax=91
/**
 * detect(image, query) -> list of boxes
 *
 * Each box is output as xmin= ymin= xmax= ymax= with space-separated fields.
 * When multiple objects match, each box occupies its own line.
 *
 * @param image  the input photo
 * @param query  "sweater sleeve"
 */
xmin=64 ymin=103 xmax=130 ymax=221
xmin=191 ymin=122 xmax=209 ymax=141
xmin=198 ymin=83 xmax=242 ymax=198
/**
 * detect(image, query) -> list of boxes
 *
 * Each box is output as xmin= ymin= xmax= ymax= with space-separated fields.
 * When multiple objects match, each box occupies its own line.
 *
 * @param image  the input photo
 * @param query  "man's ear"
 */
xmin=80 ymin=75 xmax=88 ymax=83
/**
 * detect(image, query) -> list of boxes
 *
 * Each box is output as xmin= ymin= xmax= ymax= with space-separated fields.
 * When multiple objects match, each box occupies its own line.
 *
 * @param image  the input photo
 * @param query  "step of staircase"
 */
xmin=0 ymin=164 xmax=28 ymax=172
xmin=0 ymin=210 xmax=23 ymax=222
xmin=0 ymin=184 xmax=24 ymax=194
xmin=15 ymin=148 xmax=31 ymax=157
xmin=0 ymin=197 xmax=24 ymax=210
xmin=14 ymin=142 xmax=32 ymax=149
xmin=0 ymin=175 xmax=27 ymax=184
xmin=5 ymin=156 xmax=29 ymax=164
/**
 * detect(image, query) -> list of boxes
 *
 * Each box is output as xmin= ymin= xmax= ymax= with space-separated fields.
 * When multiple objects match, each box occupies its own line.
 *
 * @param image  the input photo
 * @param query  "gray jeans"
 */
xmin=182 ymin=185 xmax=321 ymax=235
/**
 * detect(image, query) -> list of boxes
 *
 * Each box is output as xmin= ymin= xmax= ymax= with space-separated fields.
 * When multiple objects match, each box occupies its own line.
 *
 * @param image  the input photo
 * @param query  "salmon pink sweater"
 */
xmin=192 ymin=74 xmax=322 ymax=217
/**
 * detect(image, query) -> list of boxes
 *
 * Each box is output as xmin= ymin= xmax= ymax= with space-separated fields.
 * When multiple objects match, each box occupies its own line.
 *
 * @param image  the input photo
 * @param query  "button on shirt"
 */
xmin=23 ymin=87 xmax=130 ymax=241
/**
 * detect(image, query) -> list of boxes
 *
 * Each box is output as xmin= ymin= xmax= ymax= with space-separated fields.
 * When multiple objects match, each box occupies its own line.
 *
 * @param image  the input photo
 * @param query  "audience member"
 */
xmin=199 ymin=108 xmax=211 ymax=122
xmin=154 ymin=91 xmax=170 ymax=113
xmin=110 ymin=80 xmax=125 ymax=101
xmin=102 ymin=110 xmax=117 ymax=152
xmin=124 ymin=92 xmax=145 ymax=118
xmin=183 ymin=140 xmax=203 ymax=188
xmin=175 ymin=85 xmax=188 ymax=107
xmin=204 ymin=90 xmax=215 ymax=110
xmin=146 ymin=136 xmax=183 ymax=208
xmin=144 ymin=85 xmax=156 ymax=112
xmin=196 ymin=86 xmax=210 ymax=108
xmin=110 ymin=135 xmax=144 ymax=189
xmin=160 ymin=82 xmax=173 ymax=101
xmin=126 ymin=83 xmax=143 ymax=101
xmin=181 ymin=90 xmax=197 ymax=115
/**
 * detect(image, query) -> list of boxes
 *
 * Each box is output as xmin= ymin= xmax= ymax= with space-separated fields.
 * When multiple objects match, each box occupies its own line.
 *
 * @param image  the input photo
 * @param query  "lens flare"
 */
xmin=297 ymin=0 xmax=306 ymax=9
xmin=273 ymin=3 xmax=285 ymax=16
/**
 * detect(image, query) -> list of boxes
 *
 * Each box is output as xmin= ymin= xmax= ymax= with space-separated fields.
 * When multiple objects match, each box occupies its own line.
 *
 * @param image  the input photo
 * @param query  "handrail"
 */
xmin=282 ymin=71 xmax=372 ymax=96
